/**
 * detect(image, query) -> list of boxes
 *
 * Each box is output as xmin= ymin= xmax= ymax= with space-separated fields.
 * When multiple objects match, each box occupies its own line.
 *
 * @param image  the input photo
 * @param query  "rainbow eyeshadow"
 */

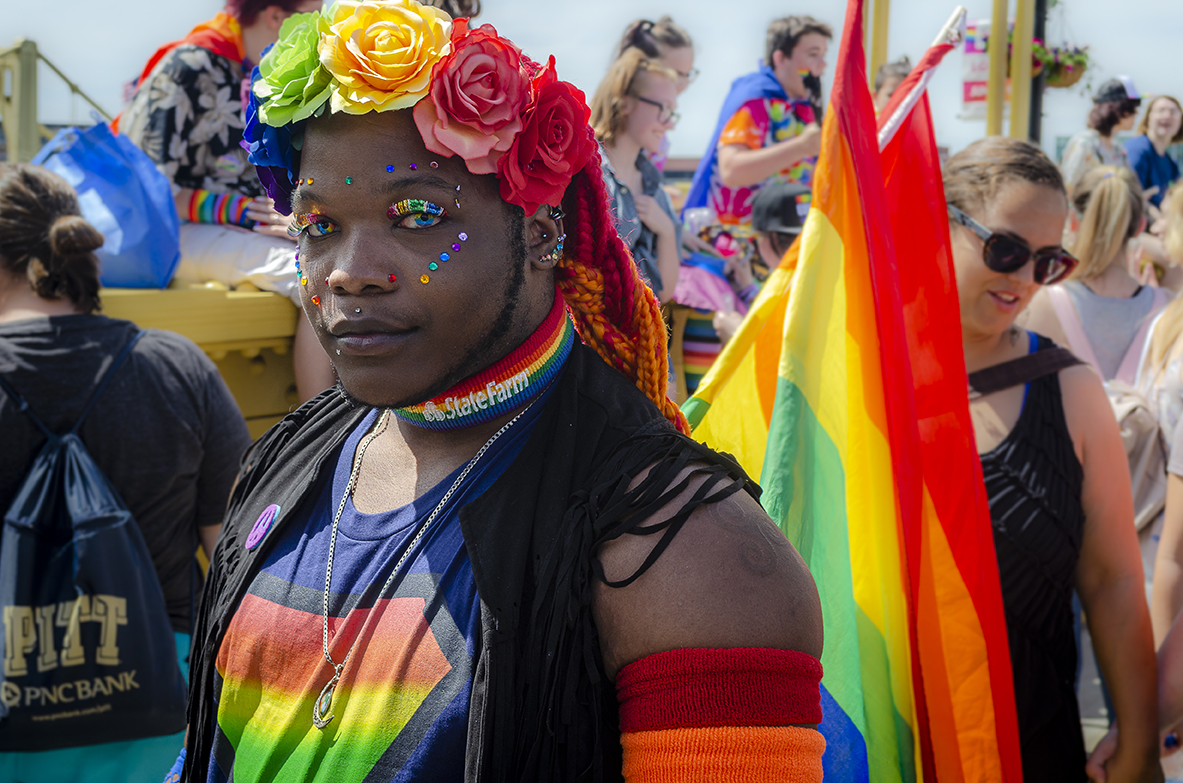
xmin=289 ymin=212 xmax=338 ymax=238
xmin=387 ymin=199 xmax=448 ymax=224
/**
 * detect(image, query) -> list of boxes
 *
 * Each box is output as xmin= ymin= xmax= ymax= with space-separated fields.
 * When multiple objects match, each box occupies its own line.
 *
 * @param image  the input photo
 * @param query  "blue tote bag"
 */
xmin=32 ymin=123 xmax=181 ymax=288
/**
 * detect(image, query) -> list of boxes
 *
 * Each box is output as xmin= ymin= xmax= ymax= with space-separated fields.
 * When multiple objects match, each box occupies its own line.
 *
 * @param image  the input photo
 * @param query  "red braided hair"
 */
xmin=555 ymin=147 xmax=689 ymax=435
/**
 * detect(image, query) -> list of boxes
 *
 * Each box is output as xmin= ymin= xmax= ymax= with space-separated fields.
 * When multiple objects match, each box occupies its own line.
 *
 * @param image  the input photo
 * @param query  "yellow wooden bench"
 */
xmin=101 ymin=284 xmax=300 ymax=439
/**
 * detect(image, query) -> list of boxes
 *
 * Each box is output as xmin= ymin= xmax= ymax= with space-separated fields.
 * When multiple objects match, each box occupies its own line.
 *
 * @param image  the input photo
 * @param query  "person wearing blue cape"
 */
xmin=682 ymin=15 xmax=831 ymax=241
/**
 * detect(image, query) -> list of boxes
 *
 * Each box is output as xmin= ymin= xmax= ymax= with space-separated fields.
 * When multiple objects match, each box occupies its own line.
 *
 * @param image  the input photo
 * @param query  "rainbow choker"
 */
xmin=393 ymin=295 xmax=574 ymax=431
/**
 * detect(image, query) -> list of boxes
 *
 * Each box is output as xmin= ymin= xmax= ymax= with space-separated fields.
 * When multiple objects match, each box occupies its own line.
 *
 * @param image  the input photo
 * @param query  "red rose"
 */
xmin=497 ymin=57 xmax=595 ymax=216
xmin=412 ymin=19 xmax=530 ymax=174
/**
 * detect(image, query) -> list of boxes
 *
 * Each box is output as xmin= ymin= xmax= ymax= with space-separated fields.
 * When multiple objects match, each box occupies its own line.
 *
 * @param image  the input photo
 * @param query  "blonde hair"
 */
xmin=590 ymin=49 xmax=678 ymax=146
xmin=1068 ymin=165 xmax=1144 ymax=280
xmin=1144 ymin=183 xmax=1183 ymax=380
xmin=1136 ymin=95 xmax=1183 ymax=143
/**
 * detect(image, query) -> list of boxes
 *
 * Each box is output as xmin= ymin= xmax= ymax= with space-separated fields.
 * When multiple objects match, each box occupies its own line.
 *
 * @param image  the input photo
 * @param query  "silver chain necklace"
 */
xmin=312 ymin=403 xmax=534 ymax=729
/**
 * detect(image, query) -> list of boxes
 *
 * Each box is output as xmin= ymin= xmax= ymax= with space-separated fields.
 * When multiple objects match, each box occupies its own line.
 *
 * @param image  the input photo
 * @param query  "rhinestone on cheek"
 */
xmin=324 ymin=278 xmax=329 ymax=285
xmin=388 ymin=273 xmax=397 ymax=283
xmin=307 ymin=178 xmax=313 ymax=184
xmin=430 ymin=161 xmax=439 ymax=169
xmin=345 ymin=177 xmax=353 ymax=185
xmin=386 ymin=165 xmax=394 ymax=173
xmin=439 ymin=252 xmax=450 ymax=262
xmin=451 ymin=243 xmax=461 ymax=252
xmin=409 ymin=163 xmax=418 ymax=170
xmin=311 ymin=295 xmax=321 ymax=306
xmin=458 ymin=232 xmax=468 ymax=241
xmin=420 ymin=274 xmax=430 ymax=284
xmin=429 ymin=262 xmax=439 ymax=271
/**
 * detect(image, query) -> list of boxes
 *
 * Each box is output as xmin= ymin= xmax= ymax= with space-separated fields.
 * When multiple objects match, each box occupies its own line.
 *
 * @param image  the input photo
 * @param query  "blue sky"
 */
xmin=6 ymin=0 xmax=1180 ymax=160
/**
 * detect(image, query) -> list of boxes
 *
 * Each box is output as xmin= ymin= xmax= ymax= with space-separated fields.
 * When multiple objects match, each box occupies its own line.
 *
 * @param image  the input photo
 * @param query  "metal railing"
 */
xmin=0 ymin=39 xmax=111 ymax=162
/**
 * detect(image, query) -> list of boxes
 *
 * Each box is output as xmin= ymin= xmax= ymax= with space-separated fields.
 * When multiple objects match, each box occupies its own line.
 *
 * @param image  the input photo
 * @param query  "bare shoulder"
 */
xmin=593 ymin=463 xmax=823 ymax=681
xmin=1056 ymin=362 xmax=1116 ymax=460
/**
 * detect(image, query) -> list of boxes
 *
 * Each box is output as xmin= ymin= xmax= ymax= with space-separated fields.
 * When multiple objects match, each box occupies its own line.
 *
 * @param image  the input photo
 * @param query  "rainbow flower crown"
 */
xmin=243 ymin=0 xmax=597 ymax=217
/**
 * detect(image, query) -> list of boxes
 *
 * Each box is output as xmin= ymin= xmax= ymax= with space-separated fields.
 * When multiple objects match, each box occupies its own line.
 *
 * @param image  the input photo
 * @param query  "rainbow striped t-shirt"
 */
xmin=206 ymin=397 xmax=548 ymax=782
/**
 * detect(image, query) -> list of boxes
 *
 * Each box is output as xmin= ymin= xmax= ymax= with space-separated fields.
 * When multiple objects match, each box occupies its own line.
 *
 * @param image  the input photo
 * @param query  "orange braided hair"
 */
xmin=555 ymin=148 xmax=689 ymax=435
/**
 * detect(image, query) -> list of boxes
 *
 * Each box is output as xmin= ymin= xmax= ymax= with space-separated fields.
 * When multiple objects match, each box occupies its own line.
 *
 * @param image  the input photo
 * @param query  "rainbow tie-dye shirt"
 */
xmin=206 ymin=398 xmax=548 ymax=782
xmin=709 ymin=97 xmax=817 ymax=237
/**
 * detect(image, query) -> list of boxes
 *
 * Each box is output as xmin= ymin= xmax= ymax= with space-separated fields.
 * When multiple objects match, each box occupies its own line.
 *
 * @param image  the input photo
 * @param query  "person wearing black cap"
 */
xmin=1061 ymin=76 xmax=1142 ymax=194
xmin=712 ymin=182 xmax=809 ymax=345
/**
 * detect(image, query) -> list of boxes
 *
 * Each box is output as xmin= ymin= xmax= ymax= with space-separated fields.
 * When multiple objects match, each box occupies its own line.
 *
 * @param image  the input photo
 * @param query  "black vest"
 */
xmin=182 ymin=343 xmax=755 ymax=782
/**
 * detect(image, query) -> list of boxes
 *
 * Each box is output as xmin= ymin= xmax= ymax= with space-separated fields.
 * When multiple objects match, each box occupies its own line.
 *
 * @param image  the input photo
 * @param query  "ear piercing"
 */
xmin=541 ymin=234 xmax=567 ymax=264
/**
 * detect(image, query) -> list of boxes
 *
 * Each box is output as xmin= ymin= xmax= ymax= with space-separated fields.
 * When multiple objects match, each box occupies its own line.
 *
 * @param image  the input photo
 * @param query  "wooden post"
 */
xmin=985 ymin=0 xmax=1008 ymax=136
xmin=1009 ymin=0 xmax=1034 ymax=139
xmin=870 ymin=0 xmax=891 ymax=86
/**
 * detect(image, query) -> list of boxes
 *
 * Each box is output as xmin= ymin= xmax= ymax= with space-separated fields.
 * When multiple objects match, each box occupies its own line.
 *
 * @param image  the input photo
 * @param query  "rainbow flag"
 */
xmin=683 ymin=3 xmax=1022 ymax=781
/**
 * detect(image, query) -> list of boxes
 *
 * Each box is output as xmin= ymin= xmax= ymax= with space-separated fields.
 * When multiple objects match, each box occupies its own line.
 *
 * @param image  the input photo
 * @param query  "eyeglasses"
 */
xmin=947 ymin=204 xmax=1078 ymax=285
xmin=635 ymin=96 xmax=681 ymax=126
xmin=675 ymin=67 xmax=700 ymax=83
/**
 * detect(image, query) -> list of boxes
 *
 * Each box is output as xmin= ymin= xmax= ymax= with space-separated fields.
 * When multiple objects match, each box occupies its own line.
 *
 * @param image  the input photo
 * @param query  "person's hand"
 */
xmin=682 ymin=233 xmax=723 ymax=259
xmin=247 ymin=196 xmax=295 ymax=241
xmin=635 ymin=194 xmax=676 ymax=239
xmin=797 ymin=123 xmax=823 ymax=159
xmin=712 ymin=310 xmax=744 ymax=345
xmin=726 ymin=253 xmax=754 ymax=290
xmin=1086 ymin=726 xmax=1164 ymax=783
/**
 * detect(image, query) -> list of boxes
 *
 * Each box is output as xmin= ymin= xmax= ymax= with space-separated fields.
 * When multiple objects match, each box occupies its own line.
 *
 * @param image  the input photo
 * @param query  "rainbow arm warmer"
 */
xmin=616 ymin=647 xmax=824 ymax=782
xmin=186 ymin=189 xmax=257 ymax=228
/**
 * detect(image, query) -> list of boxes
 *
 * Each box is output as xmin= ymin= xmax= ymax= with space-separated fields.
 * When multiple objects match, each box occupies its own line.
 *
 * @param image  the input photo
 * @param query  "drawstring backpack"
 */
xmin=0 ymin=331 xmax=187 ymax=751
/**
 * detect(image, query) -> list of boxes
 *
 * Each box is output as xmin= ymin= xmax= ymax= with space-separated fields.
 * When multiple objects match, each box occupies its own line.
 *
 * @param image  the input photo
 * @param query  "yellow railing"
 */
xmin=0 ymin=39 xmax=112 ymax=162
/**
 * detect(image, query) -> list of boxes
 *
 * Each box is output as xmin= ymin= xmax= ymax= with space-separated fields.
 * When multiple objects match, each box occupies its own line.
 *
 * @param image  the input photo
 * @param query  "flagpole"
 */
xmin=1009 ymin=0 xmax=1035 ymax=139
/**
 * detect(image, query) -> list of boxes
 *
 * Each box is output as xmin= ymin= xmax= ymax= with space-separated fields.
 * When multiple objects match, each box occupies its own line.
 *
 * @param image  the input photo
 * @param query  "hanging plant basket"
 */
xmin=1038 ymin=43 xmax=1090 ymax=89
xmin=1046 ymin=63 xmax=1086 ymax=88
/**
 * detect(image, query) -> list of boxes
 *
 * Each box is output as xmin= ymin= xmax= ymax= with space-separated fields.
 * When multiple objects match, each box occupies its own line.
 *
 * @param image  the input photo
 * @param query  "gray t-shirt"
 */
xmin=0 ymin=315 xmax=251 ymax=632
xmin=1063 ymin=280 xmax=1154 ymax=381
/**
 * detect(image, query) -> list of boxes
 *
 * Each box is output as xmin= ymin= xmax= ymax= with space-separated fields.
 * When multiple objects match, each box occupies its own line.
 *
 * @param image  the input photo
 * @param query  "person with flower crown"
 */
xmin=166 ymin=2 xmax=825 ymax=782
xmin=119 ymin=0 xmax=335 ymax=402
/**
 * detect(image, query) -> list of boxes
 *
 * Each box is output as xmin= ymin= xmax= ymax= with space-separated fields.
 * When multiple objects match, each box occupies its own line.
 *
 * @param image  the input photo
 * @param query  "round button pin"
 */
xmin=245 ymin=504 xmax=281 ymax=550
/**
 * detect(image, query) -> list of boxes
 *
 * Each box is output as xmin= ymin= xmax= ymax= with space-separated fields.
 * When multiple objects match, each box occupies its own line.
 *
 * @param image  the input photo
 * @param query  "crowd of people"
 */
xmin=2 ymin=0 xmax=1183 ymax=781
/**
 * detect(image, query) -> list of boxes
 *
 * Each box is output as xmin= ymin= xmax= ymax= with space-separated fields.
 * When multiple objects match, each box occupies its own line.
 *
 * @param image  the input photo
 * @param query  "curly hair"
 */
xmin=0 ymin=164 xmax=104 ymax=314
xmin=1088 ymin=98 xmax=1141 ymax=137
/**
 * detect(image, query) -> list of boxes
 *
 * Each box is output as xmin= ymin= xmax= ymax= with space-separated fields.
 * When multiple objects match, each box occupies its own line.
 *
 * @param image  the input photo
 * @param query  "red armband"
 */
xmin=616 ymin=647 xmax=824 ymax=782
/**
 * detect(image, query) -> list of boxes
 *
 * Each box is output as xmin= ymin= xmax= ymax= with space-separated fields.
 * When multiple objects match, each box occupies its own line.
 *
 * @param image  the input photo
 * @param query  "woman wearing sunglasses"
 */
xmin=591 ymin=50 xmax=683 ymax=303
xmin=948 ymin=138 xmax=1159 ymax=782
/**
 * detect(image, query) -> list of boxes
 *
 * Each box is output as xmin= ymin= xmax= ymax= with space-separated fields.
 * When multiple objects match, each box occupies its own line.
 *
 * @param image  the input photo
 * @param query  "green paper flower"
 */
xmin=254 ymin=11 xmax=334 ymax=127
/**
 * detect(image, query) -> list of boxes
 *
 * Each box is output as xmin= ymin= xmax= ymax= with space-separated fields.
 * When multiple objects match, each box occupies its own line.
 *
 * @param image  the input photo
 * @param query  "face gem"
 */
xmin=345 ymin=177 xmax=353 ymax=185
xmin=300 ymin=277 xmax=308 ymax=285
xmin=429 ymin=262 xmax=439 ymax=271
xmin=311 ymin=295 xmax=321 ymax=307
xmin=409 ymin=163 xmax=418 ymax=170
xmin=307 ymin=178 xmax=314 ymax=184
xmin=430 ymin=161 xmax=439 ymax=169
xmin=458 ymin=232 xmax=468 ymax=241
xmin=386 ymin=165 xmax=394 ymax=173
xmin=451 ymin=243 xmax=461 ymax=252
xmin=439 ymin=252 xmax=450 ymax=262
xmin=324 ymin=278 xmax=329 ymax=285
xmin=420 ymin=274 xmax=430 ymax=284
xmin=388 ymin=274 xmax=397 ymax=283
xmin=454 ymin=199 xmax=461 ymax=209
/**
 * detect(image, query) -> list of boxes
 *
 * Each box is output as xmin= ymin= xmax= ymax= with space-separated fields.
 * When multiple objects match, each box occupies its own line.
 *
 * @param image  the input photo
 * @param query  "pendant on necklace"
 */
xmin=312 ymin=672 xmax=340 ymax=729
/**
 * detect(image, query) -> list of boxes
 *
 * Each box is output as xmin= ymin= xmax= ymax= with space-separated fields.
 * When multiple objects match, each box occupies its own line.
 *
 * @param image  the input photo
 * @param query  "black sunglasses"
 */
xmin=635 ymin=96 xmax=681 ymax=125
xmin=947 ymin=205 xmax=1077 ymax=285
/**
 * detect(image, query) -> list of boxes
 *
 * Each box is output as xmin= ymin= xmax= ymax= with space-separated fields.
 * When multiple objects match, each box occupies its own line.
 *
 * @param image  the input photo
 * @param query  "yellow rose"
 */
xmin=320 ymin=0 xmax=453 ymax=115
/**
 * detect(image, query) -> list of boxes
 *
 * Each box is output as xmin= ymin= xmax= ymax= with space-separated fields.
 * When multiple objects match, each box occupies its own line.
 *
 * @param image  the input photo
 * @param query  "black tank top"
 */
xmin=979 ymin=334 xmax=1087 ymax=781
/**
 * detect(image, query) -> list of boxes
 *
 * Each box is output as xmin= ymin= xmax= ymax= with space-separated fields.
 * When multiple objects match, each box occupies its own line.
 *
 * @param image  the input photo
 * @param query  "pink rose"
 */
xmin=413 ymin=19 xmax=530 ymax=174
xmin=497 ymin=57 xmax=595 ymax=216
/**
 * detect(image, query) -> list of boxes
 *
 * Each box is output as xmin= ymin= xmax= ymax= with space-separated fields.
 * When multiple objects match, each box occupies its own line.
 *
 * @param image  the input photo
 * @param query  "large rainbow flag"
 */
xmin=682 ymin=3 xmax=1023 ymax=781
